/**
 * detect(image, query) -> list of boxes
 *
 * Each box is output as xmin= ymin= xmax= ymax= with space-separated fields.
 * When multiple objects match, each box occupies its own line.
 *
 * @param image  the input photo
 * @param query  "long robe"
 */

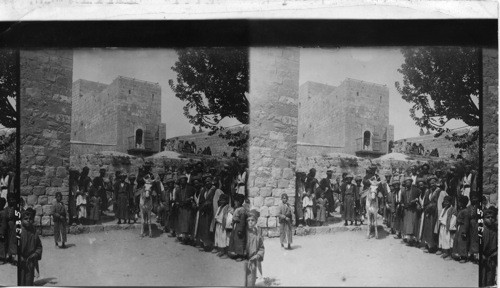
xmin=0 ymin=209 xmax=7 ymax=259
xmin=197 ymin=186 xmax=215 ymax=246
xmin=481 ymin=226 xmax=497 ymax=286
xmin=295 ymin=179 xmax=305 ymax=221
xmin=341 ymin=183 xmax=356 ymax=221
xmin=19 ymin=227 xmax=43 ymax=286
xmin=393 ymin=189 xmax=404 ymax=233
xmin=176 ymin=184 xmax=196 ymax=235
xmin=385 ymin=190 xmax=395 ymax=228
xmin=114 ymin=182 xmax=130 ymax=220
xmin=402 ymin=186 xmax=421 ymax=236
xmin=93 ymin=176 xmax=108 ymax=211
xmin=316 ymin=198 xmax=327 ymax=223
xmin=51 ymin=201 xmax=67 ymax=243
xmin=229 ymin=206 xmax=247 ymax=256
xmin=6 ymin=206 xmax=16 ymax=256
xmin=278 ymin=203 xmax=293 ymax=245
xmin=453 ymin=208 xmax=470 ymax=257
xmin=245 ymin=227 xmax=265 ymax=287
xmin=421 ymin=187 xmax=439 ymax=248
xmin=468 ymin=204 xmax=479 ymax=254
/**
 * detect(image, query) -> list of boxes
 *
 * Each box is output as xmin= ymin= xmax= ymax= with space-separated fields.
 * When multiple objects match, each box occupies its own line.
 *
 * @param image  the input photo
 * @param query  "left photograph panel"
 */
xmin=19 ymin=49 xmax=250 ymax=286
xmin=0 ymin=49 xmax=19 ymax=286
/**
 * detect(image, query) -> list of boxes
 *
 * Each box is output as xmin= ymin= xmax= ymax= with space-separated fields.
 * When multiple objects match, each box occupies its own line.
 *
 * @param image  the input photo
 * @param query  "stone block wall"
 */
xmin=482 ymin=48 xmax=498 ymax=201
xmin=71 ymin=79 xmax=117 ymax=144
xmin=248 ymin=48 xmax=300 ymax=234
xmin=20 ymin=50 xmax=73 ymax=227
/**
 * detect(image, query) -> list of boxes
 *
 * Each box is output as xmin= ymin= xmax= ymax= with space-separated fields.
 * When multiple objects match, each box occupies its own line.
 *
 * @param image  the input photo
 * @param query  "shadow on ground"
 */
xmin=34 ymin=277 xmax=58 ymax=286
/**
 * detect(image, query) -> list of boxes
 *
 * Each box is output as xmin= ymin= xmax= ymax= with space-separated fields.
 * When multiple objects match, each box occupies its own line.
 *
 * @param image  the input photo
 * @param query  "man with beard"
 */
xmin=158 ymin=173 xmax=174 ymax=233
xmin=445 ymin=166 xmax=460 ymax=206
xmin=197 ymin=174 xmax=216 ymax=252
xmin=175 ymin=175 xmax=196 ymax=244
xmin=401 ymin=177 xmax=421 ymax=246
xmin=421 ymin=176 xmax=440 ymax=253
xmin=319 ymin=170 xmax=335 ymax=215
xmin=392 ymin=181 xmax=404 ymax=238
xmin=93 ymin=168 xmax=108 ymax=214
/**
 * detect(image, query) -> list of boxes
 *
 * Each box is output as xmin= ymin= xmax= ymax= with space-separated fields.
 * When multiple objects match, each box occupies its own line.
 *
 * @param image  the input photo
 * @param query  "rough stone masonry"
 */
xmin=20 ymin=50 xmax=73 ymax=226
xmin=482 ymin=48 xmax=498 ymax=203
xmin=248 ymin=48 xmax=300 ymax=236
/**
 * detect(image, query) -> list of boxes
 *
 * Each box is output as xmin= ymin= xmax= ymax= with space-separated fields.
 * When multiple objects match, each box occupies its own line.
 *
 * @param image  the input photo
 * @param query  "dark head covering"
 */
xmin=484 ymin=206 xmax=498 ymax=217
xmin=22 ymin=207 xmax=36 ymax=219
xmin=443 ymin=195 xmax=452 ymax=204
xmin=234 ymin=193 xmax=245 ymax=204
xmin=0 ymin=197 xmax=6 ymax=210
xmin=247 ymin=209 xmax=260 ymax=220
xmin=458 ymin=195 xmax=469 ymax=207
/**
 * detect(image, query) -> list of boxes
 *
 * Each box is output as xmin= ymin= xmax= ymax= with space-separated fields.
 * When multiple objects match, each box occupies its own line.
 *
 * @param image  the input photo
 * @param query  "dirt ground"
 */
xmin=0 ymin=261 xmax=17 ymax=286
xmin=262 ymin=230 xmax=479 ymax=287
xmin=0 ymin=226 xmax=479 ymax=287
xmin=33 ymin=228 xmax=245 ymax=286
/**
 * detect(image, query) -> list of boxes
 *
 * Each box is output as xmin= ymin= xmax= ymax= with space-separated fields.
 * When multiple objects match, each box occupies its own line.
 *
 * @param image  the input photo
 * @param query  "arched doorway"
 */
xmin=135 ymin=129 xmax=143 ymax=148
xmin=363 ymin=131 xmax=371 ymax=150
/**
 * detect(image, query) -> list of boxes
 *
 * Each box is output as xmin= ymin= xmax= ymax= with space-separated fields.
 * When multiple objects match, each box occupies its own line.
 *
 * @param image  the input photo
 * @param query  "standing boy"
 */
xmin=245 ymin=209 xmax=264 ymax=287
xmin=20 ymin=208 xmax=43 ymax=286
xmin=51 ymin=192 xmax=67 ymax=248
xmin=278 ymin=193 xmax=293 ymax=249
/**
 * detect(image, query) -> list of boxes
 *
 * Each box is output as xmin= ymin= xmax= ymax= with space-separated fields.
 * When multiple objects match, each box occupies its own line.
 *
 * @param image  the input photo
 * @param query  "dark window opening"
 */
xmin=356 ymin=92 xmax=359 ymax=96
xmin=363 ymin=131 xmax=371 ymax=148
xmin=128 ymin=90 xmax=131 ymax=94
xmin=136 ymin=129 xmax=143 ymax=146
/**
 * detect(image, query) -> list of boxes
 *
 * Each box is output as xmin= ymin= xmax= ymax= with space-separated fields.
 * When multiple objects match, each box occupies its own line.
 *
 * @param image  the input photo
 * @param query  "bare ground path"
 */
xmin=262 ymin=230 xmax=478 ymax=287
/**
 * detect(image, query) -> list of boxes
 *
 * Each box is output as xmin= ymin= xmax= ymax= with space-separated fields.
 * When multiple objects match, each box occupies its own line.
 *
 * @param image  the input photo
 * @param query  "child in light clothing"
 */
xmin=76 ymin=191 xmax=87 ymax=225
xmin=302 ymin=191 xmax=314 ymax=227
xmin=278 ymin=194 xmax=293 ymax=249
xmin=245 ymin=209 xmax=264 ymax=287
xmin=214 ymin=193 xmax=231 ymax=259
xmin=436 ymin=196 xmax=455 ymax=260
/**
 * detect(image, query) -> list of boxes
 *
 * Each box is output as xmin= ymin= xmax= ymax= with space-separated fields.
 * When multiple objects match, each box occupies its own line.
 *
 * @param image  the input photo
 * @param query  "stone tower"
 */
xmin=298 ymin=78 xmax=394 ymax=157
xmin=71 ymin=76 xmax=167 ymax=154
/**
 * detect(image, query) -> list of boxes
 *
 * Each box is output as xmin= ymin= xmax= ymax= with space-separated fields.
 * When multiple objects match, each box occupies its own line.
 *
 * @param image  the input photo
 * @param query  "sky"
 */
xmin=299 ymin=47 xmax=466 ymax=140
xmin=72 ymin=48 xmax=239 ymax=139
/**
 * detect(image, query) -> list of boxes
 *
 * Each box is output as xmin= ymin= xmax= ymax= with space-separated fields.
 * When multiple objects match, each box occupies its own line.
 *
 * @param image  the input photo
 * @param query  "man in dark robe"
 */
xmin=421 ymin=177 xmax=439 ymax=253
xmin=5 ymin=193 xmax=16 ymax=264
xmin=401 ymin=177 xmax=421 ymax=246
xmin=93 ymin=168 xmax=108 ymax=213
xmin=176 ymin=175 xmax=196 ymax=244
xmin=114 ymin=174 xmax=130 ymax=224
xmin=445 ymin=166 xmax=460 ymax=206
xmin=480 ymin=207 xmax=497 ymax=286
xmin=197 ymin=174 xmax=216 ymax=251
xmin=392 ymin=181 xmax=404 ymax=238
xmin=319 ymin=170 xmax=335 ymax=215
xmin=341 ymin=175 xmax=357 ymax=226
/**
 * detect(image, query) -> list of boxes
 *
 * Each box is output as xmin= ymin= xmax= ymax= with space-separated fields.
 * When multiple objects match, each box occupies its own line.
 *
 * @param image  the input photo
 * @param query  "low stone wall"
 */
xmin=70 ymin=142 xmax=117 ymax=156
xmin=297 ymin=153 xmax=456 ymax=181
xmin=167 ymin=125 xmax=248 ymax=157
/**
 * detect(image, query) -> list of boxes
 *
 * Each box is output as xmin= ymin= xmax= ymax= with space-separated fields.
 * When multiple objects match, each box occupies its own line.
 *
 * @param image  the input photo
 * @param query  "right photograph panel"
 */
xmin=248 ymin=47 xmax=493 ymax=287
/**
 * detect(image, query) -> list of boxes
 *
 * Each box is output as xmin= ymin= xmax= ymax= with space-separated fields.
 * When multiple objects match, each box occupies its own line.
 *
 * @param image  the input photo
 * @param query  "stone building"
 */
xmin=298 ymin=78 xmax=394 ymax=158
xmin=71 ymin=76 xmax=167 ymax=156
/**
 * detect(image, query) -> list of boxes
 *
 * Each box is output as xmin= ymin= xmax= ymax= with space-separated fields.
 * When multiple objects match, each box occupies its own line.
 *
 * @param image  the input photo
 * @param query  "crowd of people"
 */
xmin=50 ymin=158 xmax=265 ymax=285
xmin=391 ymin=141 xmax=440 ymax=157
xmin=296 ymin=162 xmax=496 ymax=286
xmin=161 ymin=138 xmax=212 ymax=156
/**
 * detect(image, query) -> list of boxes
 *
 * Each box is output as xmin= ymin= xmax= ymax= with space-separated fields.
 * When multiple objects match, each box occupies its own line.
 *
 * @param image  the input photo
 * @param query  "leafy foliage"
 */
xmin=396 ymin=47 xmax=480 ymax=148
xmin=168 ymin=48 xmax=249 ymax=151
xmin=0 ymin=50 xmax=17 ymax=128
